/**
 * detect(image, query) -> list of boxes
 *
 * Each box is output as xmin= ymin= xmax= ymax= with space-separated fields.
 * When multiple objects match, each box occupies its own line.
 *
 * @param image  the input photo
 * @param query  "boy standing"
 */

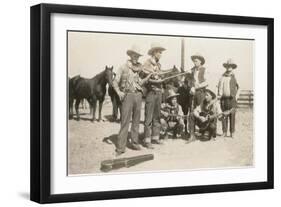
xmin=218 ymin=59 xmax=240 ymax=138
xmin=189 ymin=53 xmax=209 ymax=108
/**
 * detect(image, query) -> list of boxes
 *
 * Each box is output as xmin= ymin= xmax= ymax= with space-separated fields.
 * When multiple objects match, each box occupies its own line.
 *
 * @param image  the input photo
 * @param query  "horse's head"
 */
xmin=171 ymin=65 xmax=180 ymax=73
xmin=70 ymin=75 xmax=81 ymax=87
xmin=104 ymin=65 xmax=114 ymax=86
xmin=163 ymin=65 xmax=182 ymax=88
xmin=182 ymin=72 xmax=194 ymax=89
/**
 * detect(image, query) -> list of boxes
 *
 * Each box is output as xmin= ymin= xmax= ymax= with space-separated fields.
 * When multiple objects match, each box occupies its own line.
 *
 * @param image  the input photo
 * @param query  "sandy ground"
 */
xmin=68 ymin=98 xmax=253 ymax=175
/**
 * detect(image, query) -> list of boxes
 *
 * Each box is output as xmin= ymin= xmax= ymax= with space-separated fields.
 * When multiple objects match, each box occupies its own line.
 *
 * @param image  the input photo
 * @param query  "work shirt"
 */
xmin=193 ymin=100 xmax=222 ymax=118
xmin=142 ymin=57 xmax=162 ymax=91
xmin=161 ymin=103 xmax=184 ymax=122
xmin=113 ymin=60 xmax=143 ymax=93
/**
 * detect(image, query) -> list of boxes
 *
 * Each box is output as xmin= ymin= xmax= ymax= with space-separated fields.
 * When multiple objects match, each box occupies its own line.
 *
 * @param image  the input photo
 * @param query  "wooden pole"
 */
xmin=181 ymin=38 xmax=185 ymax=72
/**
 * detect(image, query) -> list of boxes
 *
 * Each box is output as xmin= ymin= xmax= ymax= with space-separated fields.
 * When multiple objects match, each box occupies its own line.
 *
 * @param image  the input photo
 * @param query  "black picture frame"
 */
xmin=30 ymin=3 xmax=274 ymax=204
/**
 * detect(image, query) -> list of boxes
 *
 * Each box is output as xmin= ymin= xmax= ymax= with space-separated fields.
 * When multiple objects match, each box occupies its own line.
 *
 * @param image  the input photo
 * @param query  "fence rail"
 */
xmin=237 ymin=90 xmax=253 ymax=108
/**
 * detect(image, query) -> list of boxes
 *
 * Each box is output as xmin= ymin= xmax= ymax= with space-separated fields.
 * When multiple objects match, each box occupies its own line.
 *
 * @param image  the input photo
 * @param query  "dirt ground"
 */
xmin=68 ymin=98 xmax=253 ymax=175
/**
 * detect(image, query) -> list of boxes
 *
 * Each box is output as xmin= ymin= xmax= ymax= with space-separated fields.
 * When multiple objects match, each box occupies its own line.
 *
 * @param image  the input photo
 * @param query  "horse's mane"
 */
xmin=90 ymin=68 xmax=112 ymax=86
xmin=91 ymin=69 xmax=105 ymax=80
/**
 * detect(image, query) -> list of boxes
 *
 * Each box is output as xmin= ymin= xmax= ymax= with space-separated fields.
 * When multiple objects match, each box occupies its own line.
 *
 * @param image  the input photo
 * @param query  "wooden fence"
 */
xmin=237 ymin=90 xmax=254 ymax=108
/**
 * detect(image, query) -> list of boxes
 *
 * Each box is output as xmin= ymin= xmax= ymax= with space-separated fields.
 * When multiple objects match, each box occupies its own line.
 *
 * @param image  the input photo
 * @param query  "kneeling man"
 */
xmin=160 ymin=90 xmax=185 ymax=139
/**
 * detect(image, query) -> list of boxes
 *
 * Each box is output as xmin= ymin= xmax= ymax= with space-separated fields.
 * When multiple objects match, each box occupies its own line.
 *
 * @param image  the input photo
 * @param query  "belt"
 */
xmin=123 ymin=88 xmax=142 ymax=93
xmin=149 ymin=87 xmax=162 ymax=92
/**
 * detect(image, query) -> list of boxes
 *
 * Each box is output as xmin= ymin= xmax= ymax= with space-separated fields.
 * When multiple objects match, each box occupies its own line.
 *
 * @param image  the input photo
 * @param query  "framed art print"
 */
xmin=30 ymin=3 xmax=274 ymax=203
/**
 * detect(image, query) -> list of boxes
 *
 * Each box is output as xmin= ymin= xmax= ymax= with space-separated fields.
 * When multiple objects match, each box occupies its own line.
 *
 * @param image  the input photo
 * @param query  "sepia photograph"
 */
xmin=67 ymin=31 xmax=254 ymax=175
xmin=30 ymin=4 xmax=273 ymax=203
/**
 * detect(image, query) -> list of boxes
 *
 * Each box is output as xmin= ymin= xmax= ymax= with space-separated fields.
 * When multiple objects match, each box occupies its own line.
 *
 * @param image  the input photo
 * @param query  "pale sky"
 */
xmin=68 ymin=31 xmax=253 ymax=92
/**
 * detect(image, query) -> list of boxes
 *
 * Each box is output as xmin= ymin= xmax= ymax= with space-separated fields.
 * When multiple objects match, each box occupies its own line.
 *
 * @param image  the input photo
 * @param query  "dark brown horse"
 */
xmin=69 ymin=75 xmax=81 ymax=119
xmin=177 ymin=73 xmax=194 ymax=133
xmin=69 ymin=66 xmax=114 ymax=122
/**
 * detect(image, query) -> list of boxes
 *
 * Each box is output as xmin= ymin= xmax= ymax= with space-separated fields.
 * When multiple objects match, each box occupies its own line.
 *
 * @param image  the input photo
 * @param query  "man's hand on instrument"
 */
xmin=162 ymin=111 xmax=169 ymax=118
xmin=176 ymin=116 xmax=182 ymax=121
xmin=142 ymin=72 xmax=154 ymax=84
xmin=199 ymin=116 xmax=207 ymax=123
xmin=190 ymin=87 xmax=196 ymax=95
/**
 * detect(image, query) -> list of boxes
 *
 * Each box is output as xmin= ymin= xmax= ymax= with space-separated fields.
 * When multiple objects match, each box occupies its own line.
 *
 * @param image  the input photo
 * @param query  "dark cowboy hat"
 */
xmin=167 ymin=89 xmax=179 ymax=100
xmin=126 ymin=45 xmax=143 ymax=57
xmin=223 ymin=58 xmax=237 ymax=69
xmin=191 ymin=53 xmax=205 ymax=65
xmin=205 ymin=89 xmax=216 ymax=99
xmin=148 ymin=43 xmax=166 ymax=56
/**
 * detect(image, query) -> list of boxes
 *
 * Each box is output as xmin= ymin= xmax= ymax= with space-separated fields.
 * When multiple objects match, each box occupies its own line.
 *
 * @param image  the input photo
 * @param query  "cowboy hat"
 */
xmin=223 ymin=58 xmax=237 ymax=69
xmin=167 ymin=89 xmax=179 ymax=100
xmin=148 ymin=43 xmax=166 ymax=56
xmin=204 ymin=88 xmax=216 ymax=99
xmin=126 ymin=45 xmax=143 ymax=57
xmin=191 ymin=53 xmax=205 ymax=65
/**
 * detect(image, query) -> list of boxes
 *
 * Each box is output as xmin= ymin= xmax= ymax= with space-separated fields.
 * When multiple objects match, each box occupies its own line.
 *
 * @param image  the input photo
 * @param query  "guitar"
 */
xmin=198 ymin=108 xmax=235 ymax=131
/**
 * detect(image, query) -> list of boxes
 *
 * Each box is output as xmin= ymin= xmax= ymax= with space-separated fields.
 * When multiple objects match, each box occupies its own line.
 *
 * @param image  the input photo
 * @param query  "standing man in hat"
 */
xmin=142 ymin=43 xmax=166 ymax=149
xmin=160 ymin=89 xmax=185 ymax=139
xmin=189 ymin=53 xmax=209 ymax=108
xmin=112 ymin=45 xmax=152 ymax=156
xmin=189 ymin=89 xmax=222 ymax=141
xmin=218 ymin=59 xmax=240 ymax=138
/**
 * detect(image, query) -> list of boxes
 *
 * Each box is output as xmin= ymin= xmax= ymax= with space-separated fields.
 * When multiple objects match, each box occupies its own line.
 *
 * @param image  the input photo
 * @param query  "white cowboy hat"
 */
xmin=191 ymin=53 xmax=205 ymax=65
xmin=223 ymin=58 xmax=237 ymax=69
xmin=167 ymin=89 xmax=179 ymax=100
xmin=126 ymin=45 xmax=143 ymax=57
xmin=148 ymin=43 xmax=166 ymax=56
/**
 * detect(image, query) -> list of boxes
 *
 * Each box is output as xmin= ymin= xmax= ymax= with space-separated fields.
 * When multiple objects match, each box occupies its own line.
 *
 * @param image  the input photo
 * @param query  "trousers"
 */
xmin=144 ymin=90 xmax=162 ymax=143
xmin=116 ymin=92 xmax=142 ymax=153
xmin=160 ymin=118 xmax=184 ymax=136
xmin=189 ymin=113 xmax=217 ymax=139
xmin=220 ymin=97 xmax=236 ymax=133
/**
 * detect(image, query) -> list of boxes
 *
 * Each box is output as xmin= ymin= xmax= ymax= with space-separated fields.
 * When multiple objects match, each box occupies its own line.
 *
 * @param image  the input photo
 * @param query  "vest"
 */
xmin=191 ymin=66 xmax=206 ymax=84
xmin=118 ymin=62 xmax=142 ymax=93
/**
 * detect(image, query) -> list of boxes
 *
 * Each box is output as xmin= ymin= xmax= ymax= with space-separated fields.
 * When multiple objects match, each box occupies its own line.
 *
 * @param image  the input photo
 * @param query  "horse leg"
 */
xmin=91 ymin=100 xmax=97 ymax=122
xmin=75 ymin=99 xmax=81 ymax=121
xmin=184 ymin=105 xmax=190 ymax=134
xmin=69 ymin=97 xmax=74 ymax=119
xmin=98 ymin=99 xmax=104 ymax=122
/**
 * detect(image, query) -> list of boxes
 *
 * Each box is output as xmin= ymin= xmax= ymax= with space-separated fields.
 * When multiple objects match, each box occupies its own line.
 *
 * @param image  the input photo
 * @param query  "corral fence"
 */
xmin=237 ymin=90 xmax=253 ymax=108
